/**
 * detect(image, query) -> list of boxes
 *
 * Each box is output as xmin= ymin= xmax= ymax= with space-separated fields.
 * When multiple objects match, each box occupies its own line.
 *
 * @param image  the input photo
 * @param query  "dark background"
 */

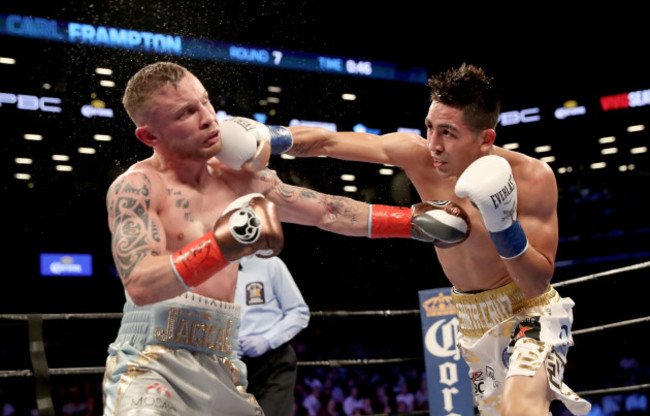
xmin=1 ymin=1 xmax=649 ymax=414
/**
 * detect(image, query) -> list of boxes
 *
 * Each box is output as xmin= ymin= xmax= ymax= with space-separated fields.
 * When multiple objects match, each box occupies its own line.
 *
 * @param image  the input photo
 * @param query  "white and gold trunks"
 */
xmin=452 ymin=282 xmax=591 ymax=416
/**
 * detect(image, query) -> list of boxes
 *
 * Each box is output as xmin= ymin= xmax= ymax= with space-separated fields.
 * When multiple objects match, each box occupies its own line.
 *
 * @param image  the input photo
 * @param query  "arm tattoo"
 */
xmin=321 ymin=194 xmax=362 ymax=225
xmin=286 ymin=141 xmax=317 ymax=156
xmin=260 ymin=170 xmax=312 ymax=202
xmin=108 ymin=174 xmax=159 ymax=286
xmin=261 ymin=170 xmax=361 ymax=225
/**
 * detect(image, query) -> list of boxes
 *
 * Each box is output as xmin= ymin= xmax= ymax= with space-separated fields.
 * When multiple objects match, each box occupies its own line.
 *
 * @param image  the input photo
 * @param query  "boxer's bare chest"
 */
xmin=158 ymin=177 xmax=239 ymax=252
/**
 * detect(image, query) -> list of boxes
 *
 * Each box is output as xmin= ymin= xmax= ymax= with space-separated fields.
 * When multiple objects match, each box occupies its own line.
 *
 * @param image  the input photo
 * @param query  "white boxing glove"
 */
xmin=217 ymin=117 xmax=293 ymax=171
xmin=455 ymin=155 xmax=528 ymax=258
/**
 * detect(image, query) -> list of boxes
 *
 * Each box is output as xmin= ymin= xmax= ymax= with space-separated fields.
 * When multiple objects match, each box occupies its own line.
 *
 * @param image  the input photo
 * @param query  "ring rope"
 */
xmin=574 ymin=383 xmax=650 ymax=397
xmin=1 ymin=259 xmax=648 ymax=413
xmin=1 ymin=315 xmax=648 ymax=379
xmin=0 ymin=366 xmax=107 ymax=378
xmin=2 ymin=260 xmax=647 ymax=322
xmin=297 ymin=357 xmax=422 ymax=367
xmin=310 ymin=309 xmax=419 ymax=317
xmin=0 ymin=313 xmax=123 ymax=321
xmin=551 ymin=260 xmax=650 ymax=288
xmin=572 ymin=316 xmax=650 ymax=336
xmin=2 ymin=367 xmax=649 ymax=398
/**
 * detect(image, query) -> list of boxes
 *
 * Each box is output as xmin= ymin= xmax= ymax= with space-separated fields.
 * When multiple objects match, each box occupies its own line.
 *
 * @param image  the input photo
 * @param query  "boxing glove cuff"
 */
xmin=268 ymin=125 xmax=293 ymax=154
xmin=489 ymin=219 xmax=529 ymax=259
xmin=368 ymin=205 xmax=412 ymax=239
xmin=170 ymin=232 xmax=230 ymax=291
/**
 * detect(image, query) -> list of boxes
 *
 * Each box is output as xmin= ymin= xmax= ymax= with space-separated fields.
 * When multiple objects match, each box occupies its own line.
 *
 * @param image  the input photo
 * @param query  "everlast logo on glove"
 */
xmin=489 ymin=174 xmax=516 ymax=209
xmin=227 ymin=116 xmax=257 ymax=132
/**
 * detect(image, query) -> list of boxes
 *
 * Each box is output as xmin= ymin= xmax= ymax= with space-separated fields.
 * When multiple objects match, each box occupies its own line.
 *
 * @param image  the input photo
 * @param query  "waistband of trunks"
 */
xmin=115 ymin=292 xmax=241 ymax=357
xmin=451 ymin=282 xmax=558 ymax=338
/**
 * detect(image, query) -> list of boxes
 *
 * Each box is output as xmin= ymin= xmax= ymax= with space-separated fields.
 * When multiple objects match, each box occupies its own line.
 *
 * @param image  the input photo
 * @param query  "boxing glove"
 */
xmin=216 ymin=117 xmax=293 ymax=171
xmin=369 ymin=201 xmax=470 ymax=247
xmin=455 ymin=155 xmax=528 ymax=258
xmin=170 ymin=193 xmax=284 ymax=290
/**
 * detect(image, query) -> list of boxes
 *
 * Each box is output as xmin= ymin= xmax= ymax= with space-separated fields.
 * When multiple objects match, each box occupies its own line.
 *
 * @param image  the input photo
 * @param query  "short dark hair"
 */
xmin=427 ymin=63 xmax=501 ymax=131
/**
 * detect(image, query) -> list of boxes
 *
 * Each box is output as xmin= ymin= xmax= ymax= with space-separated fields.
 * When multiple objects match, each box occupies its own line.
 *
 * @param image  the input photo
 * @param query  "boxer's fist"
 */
xmin=214 ymin=193 xmax=284 ymax=260
xmin=455 ymin=155 xmax=517 ymax=232
xmin=169 ymin=194 xmax=283 ymax=290
xmin=369 ymin=201 xmax=470 ymax=248
xmin=411 ymin=201 xmax=470 ymax=247
xmin=455 ymin=155 xmax=528 ymax=258
xmin=217 ymin=117 xmax=293 ymax=171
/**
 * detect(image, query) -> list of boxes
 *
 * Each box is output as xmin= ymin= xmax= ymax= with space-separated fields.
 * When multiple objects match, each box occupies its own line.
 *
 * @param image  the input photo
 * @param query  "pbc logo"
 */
xmin=472 ymin=366 xmax=499 ymax=395
xmin=471 ymin=370 xmax=484 ymax=383
xmin=498 ymin=107 xmax=540 ymax=126
xmin=0 ymin=92 xmax=62 ymax=113
xmin=471 ymin=370 xmax=485 ymax=395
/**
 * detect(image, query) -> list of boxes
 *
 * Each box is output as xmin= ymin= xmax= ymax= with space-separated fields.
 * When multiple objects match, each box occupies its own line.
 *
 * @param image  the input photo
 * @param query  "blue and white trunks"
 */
xmin=103 ymin=292 xmax=263 ymax=416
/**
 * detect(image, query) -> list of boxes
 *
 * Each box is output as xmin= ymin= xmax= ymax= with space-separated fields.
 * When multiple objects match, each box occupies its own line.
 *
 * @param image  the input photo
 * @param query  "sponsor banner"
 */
xmin=419 ymin=287 xmax=474 ymax=416
xmin=40 ymin=253 xmax=92 ymax=277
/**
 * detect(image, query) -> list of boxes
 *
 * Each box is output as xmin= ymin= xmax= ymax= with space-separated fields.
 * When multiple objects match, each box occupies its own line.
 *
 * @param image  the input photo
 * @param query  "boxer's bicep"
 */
xmin=107 ymin=172 xmax=166 ymax=284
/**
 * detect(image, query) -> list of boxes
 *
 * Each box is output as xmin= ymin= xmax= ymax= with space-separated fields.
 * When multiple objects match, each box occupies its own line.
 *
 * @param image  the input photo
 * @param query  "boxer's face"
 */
xmin=141 ymin=73 xmax=221 ymax=161
xmin=425 ymin=101 xmax=487 ymax=177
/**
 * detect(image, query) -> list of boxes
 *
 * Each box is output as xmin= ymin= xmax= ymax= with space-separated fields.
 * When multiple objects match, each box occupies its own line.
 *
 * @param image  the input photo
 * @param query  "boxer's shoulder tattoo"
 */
xmin=108 ymin=173 xmax=160 ymax=286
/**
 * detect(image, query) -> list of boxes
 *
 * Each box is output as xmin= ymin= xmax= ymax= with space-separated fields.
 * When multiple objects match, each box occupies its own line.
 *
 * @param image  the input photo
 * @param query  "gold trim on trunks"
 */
xmin=451 ymin=282 xmax=559 ymax=338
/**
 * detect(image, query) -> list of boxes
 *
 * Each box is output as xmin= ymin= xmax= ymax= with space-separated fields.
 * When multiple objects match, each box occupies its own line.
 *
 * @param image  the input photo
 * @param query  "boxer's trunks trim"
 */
xmin=451 ymin=283 xmax=591 ymax=415
xmin=451 ymin=282 xmax=558 ymax=338
xmin=115 ymin=292 xmax=241 ymax=357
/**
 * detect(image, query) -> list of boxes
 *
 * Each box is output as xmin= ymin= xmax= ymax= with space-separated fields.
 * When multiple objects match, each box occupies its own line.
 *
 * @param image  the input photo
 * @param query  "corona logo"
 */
xmin=423 ymin=292 xmax=456 ymax=317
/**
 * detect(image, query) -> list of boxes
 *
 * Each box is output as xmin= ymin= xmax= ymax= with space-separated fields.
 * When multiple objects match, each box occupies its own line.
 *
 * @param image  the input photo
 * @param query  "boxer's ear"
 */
xmin=478 ymin=129 xmax=496 ymax=152
xmin=135 ymin=126 xmax=158 ymax=147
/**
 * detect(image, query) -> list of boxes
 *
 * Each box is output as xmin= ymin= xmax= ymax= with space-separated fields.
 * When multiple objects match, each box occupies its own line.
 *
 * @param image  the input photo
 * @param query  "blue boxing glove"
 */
xmin=455 ymin=155 xmax=529 ymax=259
xmin=217 ymin=117 xmax=293 ymax=171
xmin=238 ymin=335 xmax=271 ymax=358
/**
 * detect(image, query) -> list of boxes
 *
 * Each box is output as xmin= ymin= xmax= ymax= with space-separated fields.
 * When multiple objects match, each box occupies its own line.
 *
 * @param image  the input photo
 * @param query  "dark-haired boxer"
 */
xmin=103 ymin=62 xmax=470 ymax=416
xmin=243 ymin=64 xmax=592 ymax=415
